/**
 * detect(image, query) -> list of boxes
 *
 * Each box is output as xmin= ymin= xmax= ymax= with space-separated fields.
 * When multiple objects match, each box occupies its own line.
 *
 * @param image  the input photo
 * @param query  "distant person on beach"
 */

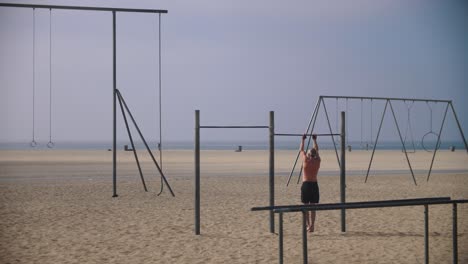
xmin=300 ymin=133 xmax=320 ymax=232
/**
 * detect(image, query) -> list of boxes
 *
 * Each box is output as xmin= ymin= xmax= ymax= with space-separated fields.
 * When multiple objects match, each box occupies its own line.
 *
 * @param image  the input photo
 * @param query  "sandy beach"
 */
xmin=0 ymin=149 xmax=467 ymax=263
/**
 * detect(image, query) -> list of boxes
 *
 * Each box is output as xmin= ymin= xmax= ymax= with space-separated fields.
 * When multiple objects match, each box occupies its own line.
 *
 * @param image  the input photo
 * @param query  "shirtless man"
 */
xmin=300 ymin=133 xmax=320 ymax=232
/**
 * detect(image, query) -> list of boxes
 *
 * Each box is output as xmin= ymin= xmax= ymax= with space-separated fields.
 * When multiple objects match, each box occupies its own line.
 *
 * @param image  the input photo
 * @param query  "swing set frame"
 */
xmin=287 ymin=95 xmax=467 ymax=186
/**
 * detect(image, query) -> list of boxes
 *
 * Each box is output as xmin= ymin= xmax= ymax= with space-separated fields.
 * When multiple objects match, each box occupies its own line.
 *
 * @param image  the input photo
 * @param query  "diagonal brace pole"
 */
xmin=117 ymin=93 xmax=148 ymax=191
xmin=426 ymin=102 xmax=449 ymax=182
xmin=389 ymin=101 xmax=417 ymax=185
xmin=365 ymin=100 xmax=388 ymax=183
xmin=117 ymin=89 xmax=175 ymax=197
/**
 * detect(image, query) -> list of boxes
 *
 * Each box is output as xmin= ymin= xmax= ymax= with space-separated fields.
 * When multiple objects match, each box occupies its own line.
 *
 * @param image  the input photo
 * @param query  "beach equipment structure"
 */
xmin=252 ymin=197 xmax=467 ymax=264
xmin=0 ymin=2 xmax=168 ymax=197
xmin=288 ymin=95 xmax=468 ymax=186
xmin=194 ymin=110 xmax=348 ymax=235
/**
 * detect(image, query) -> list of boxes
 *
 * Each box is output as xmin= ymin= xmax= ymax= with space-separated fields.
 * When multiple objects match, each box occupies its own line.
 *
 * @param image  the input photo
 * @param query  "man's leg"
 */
xmin=309 ymin=205 xmax=316 ymax=232
xmin=305 ymin=205 xmax=310 ymax=230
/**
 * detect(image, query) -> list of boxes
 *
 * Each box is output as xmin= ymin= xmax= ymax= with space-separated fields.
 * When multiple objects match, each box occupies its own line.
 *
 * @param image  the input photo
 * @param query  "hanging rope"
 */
xmin=360 ymin=98 xmax=363 ymax=149
xmin=422 ymin=101 xmax=439 ymax=152
xmin=346 ymin=98 xmax=349 ymax=146
xmin=370 ymin=99 xmax=373 ymax=148
xmin=30 ymin=8 xmax=37 ymax=148
xmin=47 ymin=9 xmax=54 ymax=148
xmin=402 ymin=100 xmax=416 ymax=153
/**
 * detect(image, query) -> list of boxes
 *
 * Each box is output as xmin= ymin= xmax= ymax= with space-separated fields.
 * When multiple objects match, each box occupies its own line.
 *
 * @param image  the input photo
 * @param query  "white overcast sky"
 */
xmin=1 ymin=0 xmax=467 ymax=145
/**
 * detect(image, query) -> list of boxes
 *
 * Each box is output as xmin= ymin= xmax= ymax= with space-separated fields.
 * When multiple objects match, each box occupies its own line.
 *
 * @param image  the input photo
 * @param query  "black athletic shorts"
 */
xmin=301 ymin=181 xmax=319 ymax=204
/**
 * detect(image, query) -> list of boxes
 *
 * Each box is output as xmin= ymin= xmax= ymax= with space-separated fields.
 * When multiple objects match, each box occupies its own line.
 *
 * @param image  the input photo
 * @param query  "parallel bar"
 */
xmin=112 ymin=11 xmax=117 ymax=198
xmin=275 ymin=133 xmax=340 ymax=137
xmin=0 ymin=3 xmax=168 ymax=13
xmin=389 ymin=101 xmax=417 ymax=185
xmin=302 ymin=211 xmax=308 ymax=264
xmin=195 ymin=110 xmax=201 ymax=235
xmin=272 ymin=200 xmax=468 ymax=213
xmin=453 ymin=203 xmax=458 ymax=264
xmin=449 ymin=102 xmax=468 ymax=153
xmin=424 ymin=205 xmax=429 ymax=264
xmin=252 ymin=197 xmax=451 ymax=211
xmin=365 ymin=100 xmax=388 ymax=183
xmin=340 ymin=111 xmax=346 ymax=232
xmin=279 ymin=212 xmax=284 ymax=264
xmin=200 ymin=125 xmax=269 ymax=129
xmin=269 ymin=111 xmax=275 ymax=234
xmin=320 ymin=95 xmax=451 ymax=103
xmin=427 ymin=103 xmax=450 ymax=181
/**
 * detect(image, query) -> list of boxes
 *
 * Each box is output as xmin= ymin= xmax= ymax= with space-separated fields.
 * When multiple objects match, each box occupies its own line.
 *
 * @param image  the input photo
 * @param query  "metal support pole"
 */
xmin=279 ymin=212 xmax=284 ymax=264
xmin=117 ymin=94 xmax=148 ymax=192
xmin=112 ymin=11 xmax=118 ymax=198
xmin=388 ymin=101 xmax=417 ymax=185
xmin=269 ymin=111 xmax=275 ymax=234
xmin=449 ymin=103 xmax=468 ymax=153
xmin=424 ymin=205 xmax=429 ymax=264
xmin=195 ymin=110 xmax=201 ymax=235
xmin=302 ymin=210 xmax=308 ymax=264
xmin=340 ymin=111 xmax=346 ymax=232
xmin=365 ymin=100 xmax=388 ymax=183
xmin=427 ymin=103 xmax=449 ymax=181
xmin=453 ymin=203 xmax=458 ymax=264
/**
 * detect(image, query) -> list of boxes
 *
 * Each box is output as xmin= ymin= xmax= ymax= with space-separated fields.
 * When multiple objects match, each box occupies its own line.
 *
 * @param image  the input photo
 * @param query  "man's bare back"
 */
xmin=300 ymin=134 xmax=320 ymax=182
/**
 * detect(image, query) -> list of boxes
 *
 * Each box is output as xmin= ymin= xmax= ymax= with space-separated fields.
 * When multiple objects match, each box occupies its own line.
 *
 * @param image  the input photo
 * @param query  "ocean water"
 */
xmin=0 ymin=140 xmax=465 ymax=151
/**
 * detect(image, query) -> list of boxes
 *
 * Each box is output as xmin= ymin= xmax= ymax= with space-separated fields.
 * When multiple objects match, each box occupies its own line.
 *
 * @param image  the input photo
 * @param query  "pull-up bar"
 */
xmin=320 ymin=95 xmax=451 ymax=103
xmin=275 ymin=133 xmax=340 ymax=137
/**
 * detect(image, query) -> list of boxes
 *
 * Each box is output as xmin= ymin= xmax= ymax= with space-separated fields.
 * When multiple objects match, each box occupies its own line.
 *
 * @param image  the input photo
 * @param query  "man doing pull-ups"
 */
xmin=300 ymin=133 xmax=321 ymax=232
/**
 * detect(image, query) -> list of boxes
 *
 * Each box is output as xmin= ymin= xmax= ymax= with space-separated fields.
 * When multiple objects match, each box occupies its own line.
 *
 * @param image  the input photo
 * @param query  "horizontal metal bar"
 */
xmin=0 ymin=3 xmax=168 ymax=13
xmin=275 ymin=133 xmax=341 ymax=137
xmin=320 ymin=95 xmax=451 ymax=103
xmin=199 ymin=125 xmax=269 ymax=129
xmin=252 ymin=197 xmax=451 ymax=211
xmin=273 ymin=199 xmax=468 ymax=213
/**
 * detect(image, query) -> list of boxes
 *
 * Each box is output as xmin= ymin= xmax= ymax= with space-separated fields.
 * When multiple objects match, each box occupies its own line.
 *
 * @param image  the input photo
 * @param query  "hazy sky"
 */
xmin=1 ymin=0 xmax=467 ymax=145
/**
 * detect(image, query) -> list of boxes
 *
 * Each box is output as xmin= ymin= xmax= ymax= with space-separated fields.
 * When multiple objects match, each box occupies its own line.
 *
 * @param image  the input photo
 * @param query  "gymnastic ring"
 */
xmin=30 ymin=140 xmax=37 ymax=147
xmin=421 ymin=131 xmax=439 ymax=152
xmin=47 ymin=141 xmax=55 ymax=148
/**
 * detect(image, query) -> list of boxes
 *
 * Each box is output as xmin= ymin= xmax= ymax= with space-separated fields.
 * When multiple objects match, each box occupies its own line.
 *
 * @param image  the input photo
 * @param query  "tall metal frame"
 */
xmin=288 ymin=95 xmax=467 ymax=186
xmin=0 ymin=3 xmax=169 ymax=197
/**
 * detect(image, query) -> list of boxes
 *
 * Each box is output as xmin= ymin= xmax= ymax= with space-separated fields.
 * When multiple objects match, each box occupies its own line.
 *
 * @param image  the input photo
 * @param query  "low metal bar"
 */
xmin=251 ymin=197 xmax=451 ymax=212
xmin=302 ymin=211 xmax=308 ymax=264
xmin=117 ymin=94 xmax=148 ymax=192
xmin=199 ymin=125 xmax=269 ymax=129
xmin=320 ymin=95 xmax=451 ymax=103
xmin=365 ymin=100 xmax=388 ymax=183
xmin=271 ymin=200 xmax=468 ymax=213
xmin=388 ymin=101 xmax=417 ymax=185
xmin=0 ymin=3 xmax=168 ymax=13
xmin=449 ymin=102 xmax=468 ymax=153
xmin=453 ymin=203 xmax=458 ymax=264
xmin=427 ymin=103 xmax=450 ymax=181
xmin=424 ymin=205 xmax=429 ymax=264
xmin=279 ymin=212 xmax=284 ymax=264
xmin=275 ymin=133 xmax=341 ymax=137
xmin=117 ymin=90 xmax=175 ymax=197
